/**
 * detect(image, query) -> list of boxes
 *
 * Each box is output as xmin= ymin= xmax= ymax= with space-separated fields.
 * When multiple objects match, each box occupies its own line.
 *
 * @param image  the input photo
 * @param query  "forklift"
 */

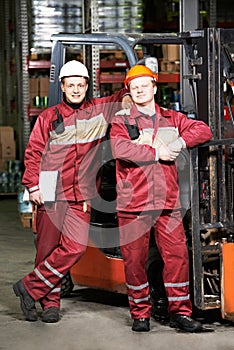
xmin=34 ymin=28 xmax=234 ymax=321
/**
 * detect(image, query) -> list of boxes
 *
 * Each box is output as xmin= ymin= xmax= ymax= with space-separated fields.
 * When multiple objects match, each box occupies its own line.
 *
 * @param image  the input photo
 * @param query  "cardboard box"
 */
xmin=0 ymin=140 xmax=16 ymax=159
xmin=39 ymin=77 xmax=50 ymax=96
xmin=29 ymin=77 xmax=39 ymax=94
xmin=160 ymin=60 xmax=180 ymax=73
xmin=0 ymin=159 xmax=7 ymax=171
xmin=162 ymin=44 xmax=180 ymax=61
xmin=29 ymin=78 xmax=40 ymax=106
xmin=20 ymin=213 xmax=32 ymax=228
xmin=0 ymin=126 xmax=14 ymax=143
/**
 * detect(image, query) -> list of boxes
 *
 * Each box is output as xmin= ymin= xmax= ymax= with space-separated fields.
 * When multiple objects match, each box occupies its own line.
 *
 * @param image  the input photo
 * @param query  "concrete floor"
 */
xmin=1 ymin=198 xmax=234 ymax=350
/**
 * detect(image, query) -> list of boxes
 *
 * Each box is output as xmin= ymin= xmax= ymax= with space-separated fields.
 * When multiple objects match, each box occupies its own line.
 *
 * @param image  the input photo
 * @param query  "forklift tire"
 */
xmin=60 ymin=271 xmax=74 ymax=298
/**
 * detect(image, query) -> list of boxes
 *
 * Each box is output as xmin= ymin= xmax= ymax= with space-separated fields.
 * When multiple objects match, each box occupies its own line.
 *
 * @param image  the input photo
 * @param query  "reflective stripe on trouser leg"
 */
xmin=23 ymin=202 xmax=90 ymax=301
xmin=154 ymin=210 xmax=192 ymax=316
xmin=118 ymin=213 xmax=152 ymax=319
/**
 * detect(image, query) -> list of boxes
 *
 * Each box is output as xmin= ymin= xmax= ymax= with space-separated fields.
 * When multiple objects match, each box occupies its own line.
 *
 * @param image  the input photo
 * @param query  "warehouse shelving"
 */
xmin=28 ymin=60 xmax=51 ymax=70
xmin=27 ymin=58 xmax=50 ymax=121
xmin=27 ymin=55 xmax=180 ymax=120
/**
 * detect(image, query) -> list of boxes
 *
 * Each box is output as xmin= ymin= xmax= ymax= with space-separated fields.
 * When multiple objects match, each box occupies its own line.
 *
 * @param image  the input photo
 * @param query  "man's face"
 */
xmin=61 ymin=76 xmax=88 ymax=104
xmin=129 ymin=76 xmax=156 ymax=106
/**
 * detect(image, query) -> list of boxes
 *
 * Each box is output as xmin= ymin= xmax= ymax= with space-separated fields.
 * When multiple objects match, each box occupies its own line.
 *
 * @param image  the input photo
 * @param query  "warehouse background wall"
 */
xmin=0 ymin=0 xmax=234 ymax=162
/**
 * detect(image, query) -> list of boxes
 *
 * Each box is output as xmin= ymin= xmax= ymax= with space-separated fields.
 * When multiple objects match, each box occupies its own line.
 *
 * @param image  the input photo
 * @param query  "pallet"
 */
xmin=20 ymin=213 xmax=32 ymax=229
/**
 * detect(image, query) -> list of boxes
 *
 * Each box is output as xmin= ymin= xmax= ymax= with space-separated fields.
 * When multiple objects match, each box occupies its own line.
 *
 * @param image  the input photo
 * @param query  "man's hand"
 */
xmin=122 ymin=94 xmax=133 ymax=109
xmin=158 ymin=144 xmax=181 ymax=162
xmin=29 ymin=190 xmax=44 ymax=205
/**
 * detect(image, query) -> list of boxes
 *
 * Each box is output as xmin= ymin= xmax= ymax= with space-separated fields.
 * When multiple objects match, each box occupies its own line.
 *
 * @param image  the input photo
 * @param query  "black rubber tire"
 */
xmin=60 ymin=271 xmax=74 ymax=298
xmin=146 ymin=244 xmax=169 ymax=322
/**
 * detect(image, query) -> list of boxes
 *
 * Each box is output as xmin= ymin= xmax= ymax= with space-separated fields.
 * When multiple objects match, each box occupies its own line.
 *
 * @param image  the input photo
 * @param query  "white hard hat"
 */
xmin=59 ymin=60 xmax=89 ymax=81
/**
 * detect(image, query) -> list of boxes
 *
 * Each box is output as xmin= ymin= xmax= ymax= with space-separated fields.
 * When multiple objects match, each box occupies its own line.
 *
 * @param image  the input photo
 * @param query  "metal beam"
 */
xmin=179 ymin=0 xmax=199 ymax=115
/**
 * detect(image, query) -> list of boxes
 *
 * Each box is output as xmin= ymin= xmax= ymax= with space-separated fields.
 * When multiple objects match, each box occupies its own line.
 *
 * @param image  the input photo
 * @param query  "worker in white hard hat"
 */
xmin=59 ymin=60 xmax=90 ymax=105
xmin=13 ymin=60 xmax=132 ymax=323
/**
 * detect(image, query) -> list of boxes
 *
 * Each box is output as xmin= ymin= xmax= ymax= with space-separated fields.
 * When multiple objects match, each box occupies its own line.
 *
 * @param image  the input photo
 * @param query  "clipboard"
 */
xmin=23 ymin=170 xmax=59 ymax=202
xmin=153 ymin=127 xmax=179 ymax=148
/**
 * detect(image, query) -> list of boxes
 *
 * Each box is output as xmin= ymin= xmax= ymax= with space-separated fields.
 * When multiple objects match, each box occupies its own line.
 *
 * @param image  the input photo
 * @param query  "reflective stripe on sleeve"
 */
xmin=28 ymin=185 xmax=39 ymax=193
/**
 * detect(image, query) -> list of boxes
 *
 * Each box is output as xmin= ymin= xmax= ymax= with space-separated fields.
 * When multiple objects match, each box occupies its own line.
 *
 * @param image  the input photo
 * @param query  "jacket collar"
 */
xmin=129 ymin=103 xmax=160 ymax=119
xmin=59 ymin=99 xmax=91 ymax=117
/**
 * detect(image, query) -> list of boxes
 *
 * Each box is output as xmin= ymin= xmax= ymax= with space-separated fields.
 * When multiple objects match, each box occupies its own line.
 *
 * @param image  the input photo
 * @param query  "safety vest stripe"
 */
xmin=51 ymin=287 xmax=61 ymax=293
xmin=76 ymin=132 xmax=107 ymax=143
xmin=49 ymin=132 xmax=107 ymax=145
xmin=34 ymin=268 xmax=54 ymax=289
xmin=45 ymin=260 xmax=64 ymax=279
xmin=49 ymin=113 xmax=108 ymax=145
xmin=164 ymin=281 xmax=189 ymax=288
xmin=167 ymin=295 xmax=190 ymax=301
xmin=49 ymin=125 xmax=75 ymax=138
xmin=140 ymin=128 xmax=154 ymax=133
xmin=50 ymin=140 xmax=75 ymax=145
xmin=126 ymin=281 xmax=149 ymax=291
xmin=128 ymin=295 xmax=150 ymax=304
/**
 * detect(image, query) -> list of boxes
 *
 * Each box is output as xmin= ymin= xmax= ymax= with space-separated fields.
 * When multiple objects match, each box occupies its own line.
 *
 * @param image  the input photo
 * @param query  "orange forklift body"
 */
xmin=221 ymin=242 xmax=234 ymax=321
xmin=70 ymin=240 xmax=127 ymax=294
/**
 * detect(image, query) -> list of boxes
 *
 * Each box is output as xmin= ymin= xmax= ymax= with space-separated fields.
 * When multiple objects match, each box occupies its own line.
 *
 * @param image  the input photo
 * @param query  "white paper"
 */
xmin=23 ymin=170 xmax=59 ymax=202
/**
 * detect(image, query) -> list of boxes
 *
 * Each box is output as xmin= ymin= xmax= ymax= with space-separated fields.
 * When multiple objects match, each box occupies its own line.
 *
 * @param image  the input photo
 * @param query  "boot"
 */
xmin=13 ymin=280 xmax=38 ymax=322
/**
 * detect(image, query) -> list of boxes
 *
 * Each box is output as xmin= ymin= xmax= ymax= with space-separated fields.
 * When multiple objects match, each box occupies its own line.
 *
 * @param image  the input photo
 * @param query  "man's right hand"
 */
xmin=167 ymin=138 xmax=183 ymax=153
xmin=29 ymin=190 xmax=44 ymax=205
xmin=158 ymin=144 xmax=180 ymax=162
xmin=122 ymin=94 xmax=133 ymax=109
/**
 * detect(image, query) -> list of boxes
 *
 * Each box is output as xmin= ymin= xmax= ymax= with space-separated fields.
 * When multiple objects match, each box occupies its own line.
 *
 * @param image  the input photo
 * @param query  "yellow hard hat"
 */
xmin=124 ymin=65 xmax=158 ymax=88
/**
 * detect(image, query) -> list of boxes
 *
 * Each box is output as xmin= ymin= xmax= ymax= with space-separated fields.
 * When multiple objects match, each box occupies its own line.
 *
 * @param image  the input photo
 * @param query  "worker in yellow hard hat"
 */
xmin=110 ymin=64 xmax=212 ymax=333
xmin=124 ymin=64 xmax=159 ymax=87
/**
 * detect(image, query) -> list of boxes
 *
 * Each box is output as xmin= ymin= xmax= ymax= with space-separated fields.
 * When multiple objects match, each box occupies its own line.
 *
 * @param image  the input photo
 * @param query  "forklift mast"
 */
xmin=47 ymin=29 xmax=234 ymax=318
xmin=178 ymin=28 xmax=234 ymax=315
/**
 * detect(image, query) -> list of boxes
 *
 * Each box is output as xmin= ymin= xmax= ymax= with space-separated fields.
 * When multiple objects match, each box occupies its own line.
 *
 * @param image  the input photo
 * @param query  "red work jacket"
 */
xmin=110 ymin=104 xmax=212 ymax=212
xmin=22 ymin=91 xmax=124 ymax=202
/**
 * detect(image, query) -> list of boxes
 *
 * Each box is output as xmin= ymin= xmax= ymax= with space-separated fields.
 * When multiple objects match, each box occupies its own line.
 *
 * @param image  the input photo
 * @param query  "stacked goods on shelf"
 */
xmin=31 ymin=0 xmax=142 ymax=51
xmin=29 ymin=75 xmax=50 ymax=108
xmin=0 ymin=127 xmax=22 ymax=194
xmin=31 ymin=0 xmax=82 ymax=49
xmin=161 ymin=44 xmax=180 ymax=72
xmin=98 ymin=0 xmax=143 ymax=33
xmin=0 ymin=127 xmax=16 ymax=163
xmin=29 ymin=76 xmax=39 ymax=107
xmin=157 ymin=44 xmax=181 ymax=111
